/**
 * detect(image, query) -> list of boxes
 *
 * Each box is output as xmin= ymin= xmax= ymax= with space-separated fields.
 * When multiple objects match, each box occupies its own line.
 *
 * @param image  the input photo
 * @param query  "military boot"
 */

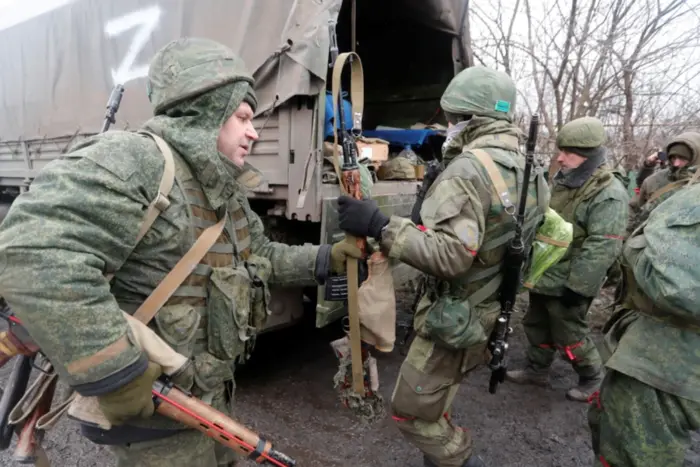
xmin=424 ymin=454 xmax=487 ymax=467
xmin=504 ymin=365 xmax=549 ymax=387
xmin=566 ymin=372 xmax=603 ymax=402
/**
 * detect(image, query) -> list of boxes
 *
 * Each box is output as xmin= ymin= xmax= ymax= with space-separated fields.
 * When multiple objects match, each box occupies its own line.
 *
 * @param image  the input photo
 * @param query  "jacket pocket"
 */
xmin=206 ymin=255 xmax=272 ymax=362
xmin=391 ymin=363 xmax=454 ymax=422
xmin=423 ymin=296 xmax=487 ymax=351
xmin=153 ymin=303 xmax=201 ymax=357
xmin=192 ymin=352 xmax=234 ymax=394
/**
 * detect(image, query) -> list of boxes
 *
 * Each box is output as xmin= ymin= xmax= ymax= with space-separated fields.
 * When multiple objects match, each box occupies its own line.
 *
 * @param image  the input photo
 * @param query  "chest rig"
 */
xmin=161 ymin=150 xmax=253 ymax=356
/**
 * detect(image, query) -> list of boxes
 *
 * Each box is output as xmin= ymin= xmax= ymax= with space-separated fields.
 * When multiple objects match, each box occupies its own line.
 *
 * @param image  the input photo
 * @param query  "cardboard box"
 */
xmin=356 ymin=137 xmax=389 ymax=164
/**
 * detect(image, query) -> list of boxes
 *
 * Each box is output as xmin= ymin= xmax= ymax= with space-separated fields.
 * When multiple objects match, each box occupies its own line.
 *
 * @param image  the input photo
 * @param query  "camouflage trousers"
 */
xmin=109 ymin=384 xmax=238 ymax=467
xmin=390 ymin=334 xmax=489 ymax=467
xmin=524 ymin=292 xmax=602 ymax=376
xmin=588 ymin=370 xmax=700 ymax=467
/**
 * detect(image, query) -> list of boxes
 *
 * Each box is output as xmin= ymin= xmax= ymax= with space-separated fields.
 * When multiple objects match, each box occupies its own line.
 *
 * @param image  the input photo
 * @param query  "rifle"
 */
xmin=100 ymin=84 xmax=125 ymax=133
xmin=398 ymin=160 xmax=443 ymax=352
xmin=0 ymin=310 xmax=297 ymax=467
xmin=487 ymin=114 xmax=539 ymax=395
xmin=327 ymin=20 xmax=368 ymax=398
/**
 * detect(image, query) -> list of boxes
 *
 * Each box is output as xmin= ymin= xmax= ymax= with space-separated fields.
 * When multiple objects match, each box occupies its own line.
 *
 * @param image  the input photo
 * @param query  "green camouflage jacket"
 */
xmin=604 ymin=182 xmax=700 ymax=402
xmin=533 ymin=166 xmax=629 ymax=297
xmin=631 ymin=132 xmax=700 ymax=211
xmin=0 ymin=90 xmax=323 ymax=397
xmin=380 ymin=118 xmax=547 ymax=351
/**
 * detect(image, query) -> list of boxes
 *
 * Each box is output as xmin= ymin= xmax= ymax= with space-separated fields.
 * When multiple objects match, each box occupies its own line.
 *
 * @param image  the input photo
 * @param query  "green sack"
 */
xmin=423 ymin=296 xmax=487 ymax=351
xmin=523 ymin=207 xmax=573 ymax=289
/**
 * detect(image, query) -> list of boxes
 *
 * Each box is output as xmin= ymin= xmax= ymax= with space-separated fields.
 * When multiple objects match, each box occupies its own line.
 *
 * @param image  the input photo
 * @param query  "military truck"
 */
xmin=0 ymin=0 xmax=472 ymax=331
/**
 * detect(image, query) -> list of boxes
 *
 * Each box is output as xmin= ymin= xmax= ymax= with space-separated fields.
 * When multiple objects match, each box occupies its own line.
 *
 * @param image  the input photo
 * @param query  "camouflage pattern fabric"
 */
xmin=590 ymin=181 xmax=700 ymax=466
xmin=110 ymin=387 xmax=237 ymax=467
xmin=631 ymin=132 xmax=700 ymax=211
xmin=440 ymin=66 xmax=516 ymax=122
xmin=603 ymin=182 xmax=700 ymax=403
xmin=588 ymin=370 xmax=700 ymax=467
xmin=524 ymin=293 xmax=601 ymax=376
xmin=382 ymin=66 xmax=549 ymax=467
xmin=532 ymin=166 xmax=628 ymax=298
xmin=0 ymin=37 xmax=323 ymax=464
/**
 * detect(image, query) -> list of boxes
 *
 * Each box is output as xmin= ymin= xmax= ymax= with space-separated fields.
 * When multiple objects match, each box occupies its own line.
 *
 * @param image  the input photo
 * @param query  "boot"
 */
xmin=424 ymin=454 xmax=487 ymax=467
xmin=566 ymin=372 xmax=603 ymax=402
xmin=505 ymin=364 xmax=549 ymax=387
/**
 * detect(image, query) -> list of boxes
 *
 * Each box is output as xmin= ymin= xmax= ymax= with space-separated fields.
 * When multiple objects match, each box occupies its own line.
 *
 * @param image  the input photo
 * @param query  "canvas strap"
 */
xmin=330 ymin=51 xmax=365 ymax=190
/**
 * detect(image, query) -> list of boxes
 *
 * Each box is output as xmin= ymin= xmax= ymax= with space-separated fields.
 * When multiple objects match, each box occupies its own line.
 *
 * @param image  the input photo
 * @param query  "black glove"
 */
xmin=337 ymin=195 xmax=389 ymax=240
xmin=561 ymin=288 xmax=586 ymax=307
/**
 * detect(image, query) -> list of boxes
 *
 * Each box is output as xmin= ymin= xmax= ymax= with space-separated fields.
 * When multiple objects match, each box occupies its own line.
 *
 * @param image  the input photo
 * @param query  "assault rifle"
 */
xmin=0 ymin=305 xmax=297 ymax=467
xmin=487 ymin=114 xmax=539 ymax=395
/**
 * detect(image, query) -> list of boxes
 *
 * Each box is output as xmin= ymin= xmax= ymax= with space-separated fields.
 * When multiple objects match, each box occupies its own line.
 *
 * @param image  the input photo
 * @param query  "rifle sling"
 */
xmin=330 ymin=51 xmax=367 ymax=396
xmin=330 ymin=51 xmax=364 ymax=190
xmin=30 ymin=132 xmax=224 ymax=432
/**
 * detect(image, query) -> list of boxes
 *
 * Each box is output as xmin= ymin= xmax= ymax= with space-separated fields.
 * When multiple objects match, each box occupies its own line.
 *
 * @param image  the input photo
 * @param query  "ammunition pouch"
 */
xmin=206 ymin=255 xmax=272 ymax=363
xmin=421 ymin=294 xmax=487 ymax=351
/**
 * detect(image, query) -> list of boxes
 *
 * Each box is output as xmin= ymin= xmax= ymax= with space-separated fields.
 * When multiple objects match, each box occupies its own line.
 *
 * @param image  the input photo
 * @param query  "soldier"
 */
xmin=628 ymin=132 xmax=700 ymax=233
xmin=589 ymin=181 xmax=700 ymax=467
xmin=0 ymin=38 xmax=362 ymax=466
xmin=337 ymin=66 xmax=548 ymax=467
xmin=506 ymin=117 xmax=629 ymax=402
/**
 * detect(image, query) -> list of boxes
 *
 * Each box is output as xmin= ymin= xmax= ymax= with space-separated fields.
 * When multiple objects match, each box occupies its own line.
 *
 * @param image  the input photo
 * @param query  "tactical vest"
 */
xmin=549 ymin=167 xmax=613 ymax=260
xmin=440 ymin=146 xmax=547 ymax=308
xmin=149 ymin=147 xmax=271 ymax=400
xmin=416 ymin=142 xmax=547 ymax=352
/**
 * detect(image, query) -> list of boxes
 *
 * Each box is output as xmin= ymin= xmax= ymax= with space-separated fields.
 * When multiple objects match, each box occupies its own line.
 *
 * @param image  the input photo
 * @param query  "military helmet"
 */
xmin=440 ymin=66 xmax=517 ymax=122
xmin=147 ymin=37 xmax=256 ymax=115
xmin=556 ymin=117 xmax=607 ymax=149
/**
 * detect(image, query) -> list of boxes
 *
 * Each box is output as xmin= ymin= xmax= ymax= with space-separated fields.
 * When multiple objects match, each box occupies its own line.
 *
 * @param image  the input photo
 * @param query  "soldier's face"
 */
xmin=556 ymin=150 xmax=586 ymax=169
xmin=218 ymin=102 xmax=259 ymax=167
xmin=670 ymin=156 xmax=689 ymax=169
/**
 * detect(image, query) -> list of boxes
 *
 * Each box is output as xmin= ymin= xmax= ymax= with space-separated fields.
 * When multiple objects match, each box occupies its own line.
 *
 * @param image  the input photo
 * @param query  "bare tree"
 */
xmin=470 ymin=0 xmax=700 ymax=171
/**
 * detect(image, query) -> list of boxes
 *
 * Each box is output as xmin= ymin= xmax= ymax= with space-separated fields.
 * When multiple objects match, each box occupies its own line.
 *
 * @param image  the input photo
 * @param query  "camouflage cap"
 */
xmin=147 ymin=37 xmax=257 ymax=115
xmin=556 ymin=116 xmax=606 ymax=149
xmin=440 ymin=66 xmax=516 ymax=122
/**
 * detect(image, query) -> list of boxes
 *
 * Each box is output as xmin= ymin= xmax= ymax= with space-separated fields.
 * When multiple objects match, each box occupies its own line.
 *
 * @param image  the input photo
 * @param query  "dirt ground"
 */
xmin=1 ymin=288 xmax=698 ymax=467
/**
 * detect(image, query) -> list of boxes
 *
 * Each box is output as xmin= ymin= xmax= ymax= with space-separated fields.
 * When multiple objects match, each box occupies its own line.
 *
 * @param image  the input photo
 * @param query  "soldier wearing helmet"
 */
xmin=337 ymin=65 xmax=549 ymax=467
xmin=0 ymin=38 xmax=362 ymax=466
xmin=506 ymin=116 xmax=629 ymax=402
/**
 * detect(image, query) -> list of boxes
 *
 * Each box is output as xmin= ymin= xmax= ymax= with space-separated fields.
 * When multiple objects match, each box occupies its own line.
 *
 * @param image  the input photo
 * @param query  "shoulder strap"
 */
xmin=330 ymin=52 xmax=365 ymax=193
xmin=136 ymin=131 xmax=176 ymax=244
xmin=470 ymin=149 xmax=515 ymax=214
xmin=103 ymin=131 xmax=175 ymax=283
xmin=132 ymin=216 xmax=225 ymax=324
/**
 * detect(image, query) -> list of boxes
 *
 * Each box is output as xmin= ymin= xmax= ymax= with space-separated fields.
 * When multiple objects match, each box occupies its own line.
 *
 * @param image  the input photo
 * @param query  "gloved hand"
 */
xmin=337 ymin=195 xmax=389 ymax=239
xmin=561 ymin=288 xmax=586 ymax=307
xmin=97 ymin=361 xmax=162 ymax=426
xmin=330 ymin=241 xmax=364 ymax=274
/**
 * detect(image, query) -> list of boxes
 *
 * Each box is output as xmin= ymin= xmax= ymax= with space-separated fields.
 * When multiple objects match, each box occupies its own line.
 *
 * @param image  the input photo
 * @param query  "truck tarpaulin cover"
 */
xmin=0 ymin=0 xmax=468 ymax=142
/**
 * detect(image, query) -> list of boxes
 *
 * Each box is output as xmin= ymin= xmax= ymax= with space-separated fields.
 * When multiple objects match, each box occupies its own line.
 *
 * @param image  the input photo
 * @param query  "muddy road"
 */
xmin=1 ymin=289 xmax=698 ymax=467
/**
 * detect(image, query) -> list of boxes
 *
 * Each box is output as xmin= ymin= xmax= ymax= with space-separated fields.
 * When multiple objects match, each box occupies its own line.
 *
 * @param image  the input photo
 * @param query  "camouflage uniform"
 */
xmin=506 ymin=117 xmax=629 ymax=401
xmin=337 ymin=66 xmax=549 ymax=467
xmin=0 ymin=38 xmax=345 ymax=466
xmin=589 ymin=182 xmax=700 ymax=467
xmin=627 ymin=132 xmax=700 ymax=234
